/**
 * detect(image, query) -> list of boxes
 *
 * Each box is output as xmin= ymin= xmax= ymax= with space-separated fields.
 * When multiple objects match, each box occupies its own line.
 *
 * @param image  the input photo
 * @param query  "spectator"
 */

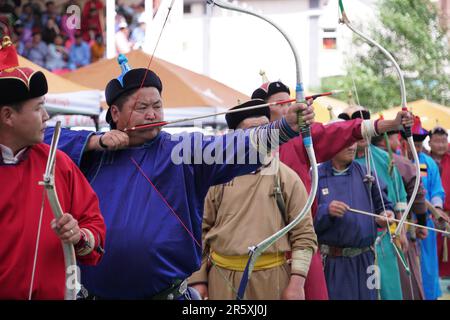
xmin=19 ymin=3 xmax=33 ymax=22
xmin=129 ymin=1 xmax=145 ymax=30
xmin=41 ymin=1 xmax=60 ymax=26
xmin=22 ymin=31 xmax=48 ymax=67
xmin=68 ymin=31 xmax=90 ymax=70
xmin=114 ymin=13 xmax=126 ymax=32
xmin=82 ymin=7 xmax=101 ymax=42
xmin=23 ymin=1 xmax=43 ymax=30
xmin=19 ymin=4 xmax=35 ymax=44
xmin=0 ymin=16 xmax=10 ymax=38
xmin=46 ymin=34 xmax=68 ymax=71
xmin=116 ymin=0 xmax=133 ymax=27
xmin=115 ymin=21 xmax=132 ymax=54
xmin=90 ymin=33 xmax=104 ymax=62
xmin=84 ymin=25 xmax=98 ymax=46
xmin=41 ymin=17 xmax=60 ymax=44
xmin=27 ymin=0 xmax=43 ymax=17
xmin=81 ymin=0 xmax=103 ymax=39
xmin=10 ymin=19 xmax=24 ymax=45
xmin=131 ymin=14 xmax=146 ymax=50
xmin=0 ymin=0 xmax=14 ymax=15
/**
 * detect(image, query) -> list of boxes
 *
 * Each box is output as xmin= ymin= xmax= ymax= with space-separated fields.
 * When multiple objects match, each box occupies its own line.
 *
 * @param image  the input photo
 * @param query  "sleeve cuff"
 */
xmin=281 ymin=117 xmax=300 ymax=139
xmin=290 ymin=248 xmax=313 ymax=277
xmin=75 ymin=228 xmax=96 ymax=257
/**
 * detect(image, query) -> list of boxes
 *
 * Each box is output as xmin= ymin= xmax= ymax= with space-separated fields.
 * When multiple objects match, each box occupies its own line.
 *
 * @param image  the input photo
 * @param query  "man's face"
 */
xmin=2 ymin=96 xmax=49 ymax=147
xmin=236 ymin=116 xmax=269 ymax=130
xmin=388 ymin=133 xmax=400 ymax=153
xmin=429 ymin=133 xmax=448 ymax=157
xmin=267 ymin=92 xmax=290 ymax=121
xmin=111 ymin=87 xmax=163 ymax=144
xmin=333 ymin=143 xmax=357 ymax=165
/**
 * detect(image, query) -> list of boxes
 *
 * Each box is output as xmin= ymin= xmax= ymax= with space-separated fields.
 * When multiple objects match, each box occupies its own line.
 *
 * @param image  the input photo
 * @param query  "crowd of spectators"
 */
xmin=0 ymin=0 xmax=155 ymax=74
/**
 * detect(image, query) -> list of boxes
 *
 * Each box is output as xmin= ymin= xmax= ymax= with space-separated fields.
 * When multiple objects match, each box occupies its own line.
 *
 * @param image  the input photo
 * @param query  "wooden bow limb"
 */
xmin=39 ymin=121 xmax=79 ymax=300
xmin=348 ymin=207 xmax=450 ymax=236
xmin=123 ymin=90 xmax=342 ymax=132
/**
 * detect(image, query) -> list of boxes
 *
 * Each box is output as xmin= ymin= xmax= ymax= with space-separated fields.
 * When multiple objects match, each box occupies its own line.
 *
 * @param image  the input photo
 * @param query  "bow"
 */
xmin=39 ymin=121 xmax=79 ymax=300
xmin=337 ymin=0 xmax=420 ymax=238
xmin=207 ymin=0 xmax=318 ymax=300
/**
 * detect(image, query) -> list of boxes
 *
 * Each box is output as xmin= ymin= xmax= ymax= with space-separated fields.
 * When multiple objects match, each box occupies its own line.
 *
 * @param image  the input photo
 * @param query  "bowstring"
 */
xmin=130 ymin=156 xmax=241 ymax=298
xmin=28 ymin=190 xmax=47 ymax=300
xmin=120 ymin=0 xmax=243 ymax=298
xmin=124 ymin=0 xmax=176 ymax=130
xmin=348 ymin=34 xmax=411 ymax=278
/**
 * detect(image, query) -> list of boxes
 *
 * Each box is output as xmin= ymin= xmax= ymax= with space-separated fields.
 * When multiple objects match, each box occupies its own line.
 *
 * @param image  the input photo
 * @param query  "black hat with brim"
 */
xmin=105 ymin=68 xmax=163 ymax=125
xmin=0 ymin=67 xmax=48 ymax=105
xmin=225 ymin=99 xmax=270 ymax=129
xmin=251 ymin=81 xmax=290 ymax=101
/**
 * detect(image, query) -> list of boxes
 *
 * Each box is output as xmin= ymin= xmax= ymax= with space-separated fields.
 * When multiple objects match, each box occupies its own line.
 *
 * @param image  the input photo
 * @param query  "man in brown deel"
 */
xmin=189 ymin=99 xmax=317 ymax=300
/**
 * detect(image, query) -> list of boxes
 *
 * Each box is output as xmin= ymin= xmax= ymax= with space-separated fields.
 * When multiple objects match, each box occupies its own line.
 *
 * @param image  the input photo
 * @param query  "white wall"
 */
xmin=149 ymin=0 xmax=376 ymax=95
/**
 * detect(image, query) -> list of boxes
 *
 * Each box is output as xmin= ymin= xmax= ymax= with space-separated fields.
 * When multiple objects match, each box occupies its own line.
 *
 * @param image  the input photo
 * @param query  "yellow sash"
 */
xmin=211 ymin=251 xmax=286 ymax=272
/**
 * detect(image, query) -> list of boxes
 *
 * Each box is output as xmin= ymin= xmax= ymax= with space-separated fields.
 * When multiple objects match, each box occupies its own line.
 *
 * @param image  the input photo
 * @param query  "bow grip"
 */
xmin=403 ymin=125 xmax=412 ymax=138
xmin=296 ymin=84 xmax=312 ymax=147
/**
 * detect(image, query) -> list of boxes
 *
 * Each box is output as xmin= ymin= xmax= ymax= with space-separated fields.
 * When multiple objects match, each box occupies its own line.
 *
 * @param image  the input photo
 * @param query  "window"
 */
xmin=309 ymin=0 xmax=320 ymax=9
xmin=183 ymin=4 xmax=192 ymax=14
xmin=323 ymin=37 xmax=337 ymax=49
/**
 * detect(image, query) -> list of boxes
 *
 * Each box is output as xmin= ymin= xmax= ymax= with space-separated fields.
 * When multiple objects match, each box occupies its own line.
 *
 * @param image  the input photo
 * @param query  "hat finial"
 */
xmin=259 ymin=69 xmax=269 ymax=84
xmin=117 ymin=54 xmax=131 ymax=86
xmin=1 ymin=36 xmax=13 ymax=49
xmin=327 ymin=105 xmax=336 ymax=120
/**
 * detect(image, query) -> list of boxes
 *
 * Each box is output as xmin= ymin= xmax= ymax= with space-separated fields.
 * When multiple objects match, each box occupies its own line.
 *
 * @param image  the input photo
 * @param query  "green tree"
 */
xmin=321 ymin=0 xmax=449 ymax=112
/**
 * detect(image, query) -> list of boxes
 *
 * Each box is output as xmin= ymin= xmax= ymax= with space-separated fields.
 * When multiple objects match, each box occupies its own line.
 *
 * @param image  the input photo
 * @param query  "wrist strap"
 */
xmin=98 ymin=134 xmax=108 ymax=149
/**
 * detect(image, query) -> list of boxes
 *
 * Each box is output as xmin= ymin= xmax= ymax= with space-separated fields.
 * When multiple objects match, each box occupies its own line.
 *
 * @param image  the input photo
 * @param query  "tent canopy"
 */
xmin=380 ymin=99 xmax=450 ymax=130
xmin=18 ymin=56 xmax=101 ymax=116
xmin=62 ymin=50 xmax=249 ymax=110
xmin=309 ymin=95 xmax=349 ymax=123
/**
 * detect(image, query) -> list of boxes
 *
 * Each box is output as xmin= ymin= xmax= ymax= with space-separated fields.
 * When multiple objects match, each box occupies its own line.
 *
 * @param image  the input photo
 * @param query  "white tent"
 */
xmin=19 ymin=56 xmax=102 ymax=116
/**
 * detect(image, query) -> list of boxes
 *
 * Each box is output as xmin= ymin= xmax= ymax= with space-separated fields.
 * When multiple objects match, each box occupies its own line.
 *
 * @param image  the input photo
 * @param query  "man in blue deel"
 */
xmin=45 ymin=55 xmax=314 ymax=299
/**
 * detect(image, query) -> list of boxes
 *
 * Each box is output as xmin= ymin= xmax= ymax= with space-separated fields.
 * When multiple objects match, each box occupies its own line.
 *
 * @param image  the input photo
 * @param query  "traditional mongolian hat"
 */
xmin=251 ymin=81 xmax=290 ymax=101
xmin=225 ymin=99 xmax=270 ymax=129
xmin=0 ymin=36 xmax=48 ymax=106
xmin=105 ymin=54 xmax=163 ymax=127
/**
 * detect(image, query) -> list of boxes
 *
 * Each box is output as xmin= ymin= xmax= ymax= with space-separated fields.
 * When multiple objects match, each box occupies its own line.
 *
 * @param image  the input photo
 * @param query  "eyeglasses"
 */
xmin=337 ymin=109 xmax=371 ymax=121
